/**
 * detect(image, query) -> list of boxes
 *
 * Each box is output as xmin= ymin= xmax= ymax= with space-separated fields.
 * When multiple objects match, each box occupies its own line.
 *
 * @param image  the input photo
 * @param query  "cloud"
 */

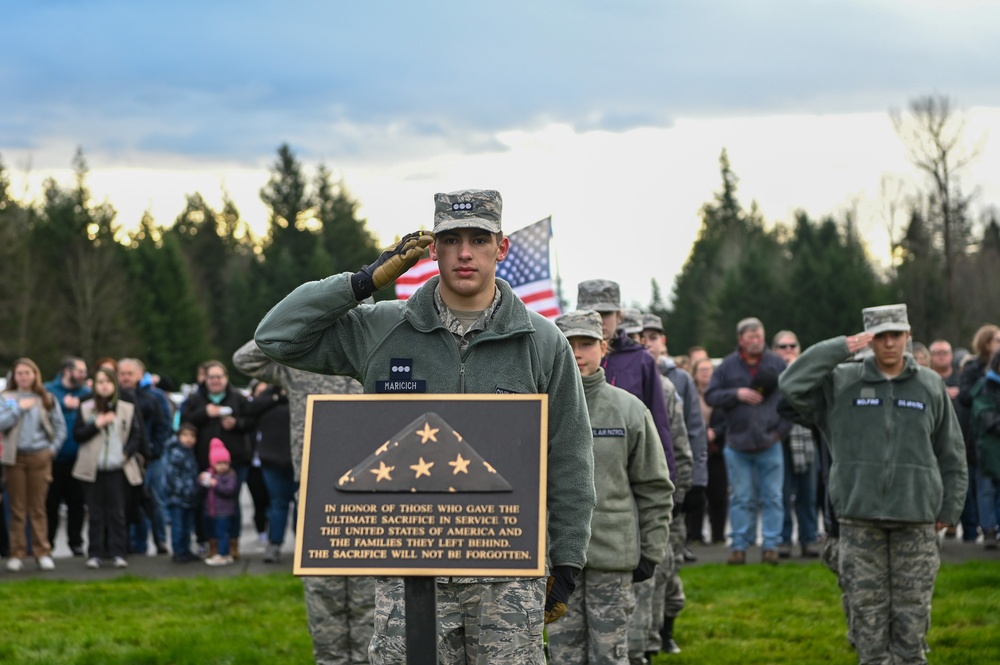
xmin=4 ymin=0 xmax=1000 ymax=168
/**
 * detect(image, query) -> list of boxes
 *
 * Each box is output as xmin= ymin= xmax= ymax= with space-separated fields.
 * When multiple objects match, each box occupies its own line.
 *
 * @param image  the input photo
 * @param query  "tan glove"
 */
xmin=350 ymin=230 xmax=434 ymax=300
xmin=544 ymin=566 xmax=578 ymax=624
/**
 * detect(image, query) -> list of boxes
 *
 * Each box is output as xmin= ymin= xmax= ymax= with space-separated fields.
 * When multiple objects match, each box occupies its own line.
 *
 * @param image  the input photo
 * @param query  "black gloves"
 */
xmin=544 ymin=566 xmax=579 ymax=624
xmin=632 ymin=556 xmax=656 ymax=583
xmin=350 ymin=230 xmax=434 ymax=301
xmin=682 ymin=485 xmax=707 ymax=514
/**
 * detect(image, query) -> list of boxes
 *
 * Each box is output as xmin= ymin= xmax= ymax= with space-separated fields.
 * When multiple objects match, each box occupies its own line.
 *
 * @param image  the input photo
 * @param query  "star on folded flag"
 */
xmin=410 ymin=457 xmax=434 ymax=478
xmin=416 ymin=422 xmax=440 ymax=443
xmin=448 ymin=453 xmax=471 ymax=474
xmin=370 ymin=461 xmax=395 ymax=482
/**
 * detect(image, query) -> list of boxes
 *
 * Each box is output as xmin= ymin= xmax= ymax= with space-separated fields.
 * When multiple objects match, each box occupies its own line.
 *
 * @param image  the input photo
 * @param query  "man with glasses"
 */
xmin=772 ymin=332 xmax=820 ymax=559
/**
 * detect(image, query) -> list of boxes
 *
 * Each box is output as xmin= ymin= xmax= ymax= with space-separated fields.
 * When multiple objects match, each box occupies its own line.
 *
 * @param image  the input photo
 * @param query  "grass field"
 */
xmin=1 ymin=561 xmax=997 ymax=664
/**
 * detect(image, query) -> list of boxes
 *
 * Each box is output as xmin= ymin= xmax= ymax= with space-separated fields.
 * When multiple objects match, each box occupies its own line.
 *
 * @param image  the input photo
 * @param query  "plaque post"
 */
xmin=404 ymin=576 xmax=438 ymax=664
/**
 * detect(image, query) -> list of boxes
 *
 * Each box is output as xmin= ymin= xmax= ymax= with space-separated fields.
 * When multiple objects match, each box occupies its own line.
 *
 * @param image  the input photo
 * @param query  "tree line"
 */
xmin=1 ymin=95 xmax=996 ymax=382
xmin=0 ymin=144 xmax=381 ymax=386
xmin=658 ymin=97 xmax=1000 ymax=357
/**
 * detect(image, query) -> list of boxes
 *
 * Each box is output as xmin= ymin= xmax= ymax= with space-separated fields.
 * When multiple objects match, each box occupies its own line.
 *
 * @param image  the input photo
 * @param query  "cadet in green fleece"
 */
xmin=546 ymin=310 xmax=673 ymax=665
xmin=779 ymin=304 xmax=967 ymax=665
xmin=255 ymin=189 xmax=596 ymax=665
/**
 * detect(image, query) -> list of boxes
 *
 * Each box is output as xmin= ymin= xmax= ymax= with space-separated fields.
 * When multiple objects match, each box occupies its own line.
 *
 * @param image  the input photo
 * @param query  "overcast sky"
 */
xmin=4 ymin=1 xmax=1000 ymax=308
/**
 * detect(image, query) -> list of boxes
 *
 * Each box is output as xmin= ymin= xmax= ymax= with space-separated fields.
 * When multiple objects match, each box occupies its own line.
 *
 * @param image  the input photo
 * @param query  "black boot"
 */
xmin=659 ymin=616 xmax=681 ymax=654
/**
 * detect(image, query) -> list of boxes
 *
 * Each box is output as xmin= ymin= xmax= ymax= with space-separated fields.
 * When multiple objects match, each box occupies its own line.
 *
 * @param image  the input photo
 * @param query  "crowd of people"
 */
xmin=0 ymin=356 xmax=297 ymax=571
xmin=0 ymin=187 xmax=995 ymax=665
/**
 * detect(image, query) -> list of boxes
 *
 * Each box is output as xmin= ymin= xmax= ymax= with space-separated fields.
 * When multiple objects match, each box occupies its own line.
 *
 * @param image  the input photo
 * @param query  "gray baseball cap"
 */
xmin=641 ymin=313 xmax=664 ymax=333
xmin=433 ymin=189 xmax=502 ymax=233
xmin=621 ymin=308 xmax=643 ymax=335
xmin=555 ymin=310 xmax=604 ymax=341
xmin=863 ymin=304 xmax=910 ymax=335
xmin=577 ymin=279 xmax=621 ymax=313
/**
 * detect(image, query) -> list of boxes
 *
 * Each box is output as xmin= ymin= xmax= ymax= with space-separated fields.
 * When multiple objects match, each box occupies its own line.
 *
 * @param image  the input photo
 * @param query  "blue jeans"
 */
xmin=212 ymin=515 xmax=233 ymax=556
xmin=781 ymin=445 xmax=818 ymax=546
xmin=724 ymin=444 xmax=784 ymax=551
xmin=261 ymin=466 xmax=297 ymax=545
xmin=168 ymin=505 xmax=195 ymax=556
xmin=129 ymin=458 xmax=167 ymax=551
xmin=976 ymin=468 xmax=1000 ymax=531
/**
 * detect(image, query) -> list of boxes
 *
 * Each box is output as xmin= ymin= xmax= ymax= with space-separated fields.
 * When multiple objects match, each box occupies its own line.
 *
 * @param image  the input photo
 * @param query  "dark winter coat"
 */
xmin=181 ymin=384 xmax=252 ymax=469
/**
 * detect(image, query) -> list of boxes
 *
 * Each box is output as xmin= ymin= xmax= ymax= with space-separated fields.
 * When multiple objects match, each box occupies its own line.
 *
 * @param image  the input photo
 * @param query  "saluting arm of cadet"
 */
xmin=255 ymin=231 xmax=433 ymax=374
xmin=779 ymin=334 xmax=864 ymax=420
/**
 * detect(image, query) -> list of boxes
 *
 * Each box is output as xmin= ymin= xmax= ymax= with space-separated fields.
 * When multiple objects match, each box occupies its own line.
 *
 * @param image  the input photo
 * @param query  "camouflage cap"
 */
xmin=621 ymin=308 xmax=643 ymax=335
xmin=555 ymin=309 xmax=604 ymax=341
xmin=862 ymin=303 xmax=910 ymax=335
xmin=641 ymin=313 xmax=664 ymax=333
xmin=576 ymin=279 xmax=621 ymax=312
xmin=433 ymin=189 xmax=502 ymax=233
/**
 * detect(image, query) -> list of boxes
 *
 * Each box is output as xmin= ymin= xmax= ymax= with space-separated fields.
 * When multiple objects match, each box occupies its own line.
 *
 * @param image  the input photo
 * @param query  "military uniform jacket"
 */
xmin=582 ymin=369 xmax=673 ymax=571
xmin=255 ymin=272 xmax=596 ymax=571
xmin=779 ymin=337 xmax=968 ymax=525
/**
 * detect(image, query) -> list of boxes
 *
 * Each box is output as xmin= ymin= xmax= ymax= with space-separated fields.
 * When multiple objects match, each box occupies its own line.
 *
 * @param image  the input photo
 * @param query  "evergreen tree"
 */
xmin=890 ymin=209 xmax=950 ymax=341
xmin=168 ymin=193 xmax=231 ymax=352
xmin=704 ymin=227 xmax=786 ymax=353
xmin=0 ymin=155 xmax=35 ymax=365
xmin=126 ymin=213 xmax=215 ymax=382
xmin=31 ymin=149 xmax=134 ymax=369
xmin=784 ymin=212 xmax=884 ymax=347
xmin=313 ymin=164 xmax=379 ymax=275
xmin=667 ymin=150 xmax=755 ymax=354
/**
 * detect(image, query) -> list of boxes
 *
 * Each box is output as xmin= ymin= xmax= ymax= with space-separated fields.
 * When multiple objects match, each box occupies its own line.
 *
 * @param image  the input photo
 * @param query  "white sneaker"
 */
xmin=113 ymin=557 xmax=129 ymax=569
xmin=38 ymin=556 xmax=56 ymax=571
xmin=86 ymin=557 xmax=101 ymax=569
xmin=5 ymin=557 xmax=24 ymax=572
xmin=205 ymin=554 xmax=234 ymax=566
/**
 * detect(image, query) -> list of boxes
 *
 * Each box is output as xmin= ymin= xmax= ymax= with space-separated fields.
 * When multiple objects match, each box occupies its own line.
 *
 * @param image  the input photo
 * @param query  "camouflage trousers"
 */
xmin=368 ymin=577 xmax=546 ymax=665
xmin=547 ymin=569 xmax=634 ymax=665
xmin=822 ymin=536 xmax=855 ymax=648
xmin=627 ymin=520 xmax=686 ymax=659
xmin=302 ymin=576 xmax=376 ymax=665
xmin=839 ymin=520 xmax=939 ymax=665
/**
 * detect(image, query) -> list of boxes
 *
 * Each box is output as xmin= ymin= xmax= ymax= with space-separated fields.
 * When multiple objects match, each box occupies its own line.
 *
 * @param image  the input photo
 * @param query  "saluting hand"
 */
xmin=350 ymin=230 xmax=434 ymax=300
xmin=846 ymin=332 xmax=873 ymax=354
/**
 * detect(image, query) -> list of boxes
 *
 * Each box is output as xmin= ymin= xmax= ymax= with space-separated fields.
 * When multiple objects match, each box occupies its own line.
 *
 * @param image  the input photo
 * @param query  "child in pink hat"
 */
xmin=200 ymin=438 xmax=239 ymax=566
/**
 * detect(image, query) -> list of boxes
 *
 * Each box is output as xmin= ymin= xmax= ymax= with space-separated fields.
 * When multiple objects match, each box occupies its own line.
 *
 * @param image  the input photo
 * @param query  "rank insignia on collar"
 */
xmin=376 ymin=358 xmax=427 ymax=393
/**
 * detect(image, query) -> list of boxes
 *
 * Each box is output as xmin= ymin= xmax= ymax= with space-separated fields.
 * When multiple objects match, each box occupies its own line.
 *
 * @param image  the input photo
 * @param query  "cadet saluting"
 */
xmin=780 ymin=304 xmax=967 ymax=664
xmin=255 ymin=189 xmax=596 ymax=665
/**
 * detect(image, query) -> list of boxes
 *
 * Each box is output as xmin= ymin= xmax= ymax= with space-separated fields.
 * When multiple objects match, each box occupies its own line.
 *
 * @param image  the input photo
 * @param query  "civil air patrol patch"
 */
xmin=593 ymin=428 xmax=626 ymax=437
xmin=375 ymin=358 xmax=427 ymax=393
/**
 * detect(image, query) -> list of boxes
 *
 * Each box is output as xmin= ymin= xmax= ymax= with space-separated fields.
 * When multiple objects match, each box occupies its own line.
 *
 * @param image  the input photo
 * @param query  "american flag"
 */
xmin=394 ymin=217 xmax=561 ymax=320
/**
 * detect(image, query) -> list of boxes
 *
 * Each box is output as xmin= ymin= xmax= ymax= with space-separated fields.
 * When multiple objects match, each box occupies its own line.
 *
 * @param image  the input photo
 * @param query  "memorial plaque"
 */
xmin=294 ymin=394 xmax=547 ymax=576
